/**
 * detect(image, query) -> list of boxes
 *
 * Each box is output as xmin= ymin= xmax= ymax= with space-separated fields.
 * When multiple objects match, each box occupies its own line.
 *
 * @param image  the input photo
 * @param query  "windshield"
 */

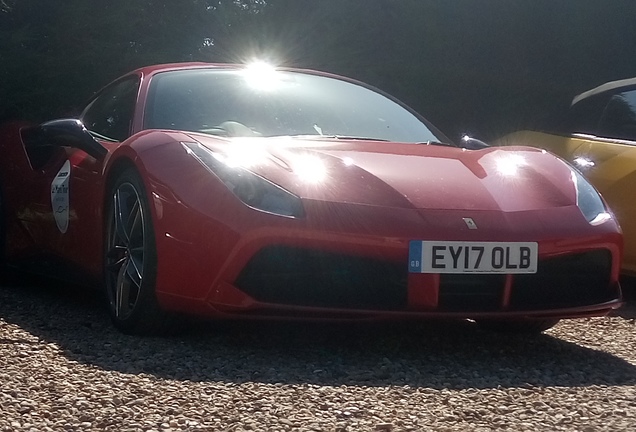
xmin=144 ymin=68 xmax=445 ymax=143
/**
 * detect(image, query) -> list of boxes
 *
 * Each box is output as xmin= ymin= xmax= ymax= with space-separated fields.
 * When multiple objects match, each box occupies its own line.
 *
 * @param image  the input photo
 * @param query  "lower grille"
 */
xmin=511 ymin=250 xmax=615 ymax=310
xmin=438 ymin=274 xmax=506 ymax=311
xmin=235 ymin=246 xmax=617 ymax=312
xmin=235 ymin=246 xmax=408 ymax=310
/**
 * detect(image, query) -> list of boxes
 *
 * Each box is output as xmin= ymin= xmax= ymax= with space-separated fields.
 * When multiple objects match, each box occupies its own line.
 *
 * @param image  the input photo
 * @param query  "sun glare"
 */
xmin=573 ymin=156 xmax=596 ymax=169
xmin=218 ymin=141 xmax=269 ymax=169
xmin=495 ymin=153 xmax=527 ymax=176
xmin=292 ymin=154 xmax=327 ymax=184
xmin=242 ymin=61 xmax=281 ymax=91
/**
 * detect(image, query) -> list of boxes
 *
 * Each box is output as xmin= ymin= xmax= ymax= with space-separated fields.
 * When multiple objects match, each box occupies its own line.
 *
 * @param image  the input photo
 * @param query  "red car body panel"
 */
xmin=0 ymin=63 xmax=624 ymax=324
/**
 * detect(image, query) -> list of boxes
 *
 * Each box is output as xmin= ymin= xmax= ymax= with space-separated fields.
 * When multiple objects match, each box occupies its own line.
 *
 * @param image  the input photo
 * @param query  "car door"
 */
xmin=13 ymin=76 xmax=140 ymax=281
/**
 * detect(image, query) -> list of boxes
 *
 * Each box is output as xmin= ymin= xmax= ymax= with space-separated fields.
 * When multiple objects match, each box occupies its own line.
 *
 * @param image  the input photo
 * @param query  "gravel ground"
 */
xmin=0 ymin=274 xmax=635 ymax=432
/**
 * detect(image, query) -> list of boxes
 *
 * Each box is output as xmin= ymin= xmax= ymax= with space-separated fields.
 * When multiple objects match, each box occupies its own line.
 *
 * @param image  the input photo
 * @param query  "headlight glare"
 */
xmin=183 ymin=142 xmax=304 ymax=218
xmin=571 ymin=169 xmax=610 ymax=225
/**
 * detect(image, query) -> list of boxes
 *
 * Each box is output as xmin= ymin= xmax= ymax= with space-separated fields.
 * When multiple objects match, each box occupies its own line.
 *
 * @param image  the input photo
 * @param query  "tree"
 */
xmin=0 ymin=0 xmax=267 ymax=121
xmin=2 ymin=0 xmax=636 ymax=140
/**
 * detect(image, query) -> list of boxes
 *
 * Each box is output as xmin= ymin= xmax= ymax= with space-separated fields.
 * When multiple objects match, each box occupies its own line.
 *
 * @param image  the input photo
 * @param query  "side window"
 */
xmin=81 ymin=77 xmax=139 ymax=142
xmin=597 ymin=89 xmax=636 ymax=141
xmin=566 ymin=93 xmax=610 ymax=136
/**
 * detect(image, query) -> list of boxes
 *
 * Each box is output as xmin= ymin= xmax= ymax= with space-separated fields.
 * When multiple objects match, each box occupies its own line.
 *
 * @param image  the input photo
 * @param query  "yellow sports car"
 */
xmin=494 ymin=77 xmax=636 ymax=275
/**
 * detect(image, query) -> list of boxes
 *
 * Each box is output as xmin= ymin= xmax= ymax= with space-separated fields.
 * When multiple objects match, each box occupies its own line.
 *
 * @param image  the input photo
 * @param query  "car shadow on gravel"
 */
xmin=1 ymin=272 xmax=635 ymax=391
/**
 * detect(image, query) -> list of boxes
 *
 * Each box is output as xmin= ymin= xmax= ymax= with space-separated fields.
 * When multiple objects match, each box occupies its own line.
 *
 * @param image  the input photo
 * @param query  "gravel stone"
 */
xmin=1 ymin=278 xmax=635 ymax=431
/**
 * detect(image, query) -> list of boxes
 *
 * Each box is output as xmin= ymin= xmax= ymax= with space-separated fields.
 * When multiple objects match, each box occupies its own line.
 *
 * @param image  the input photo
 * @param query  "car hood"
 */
xmin=187 ymin=134 xmax=576 ymax=212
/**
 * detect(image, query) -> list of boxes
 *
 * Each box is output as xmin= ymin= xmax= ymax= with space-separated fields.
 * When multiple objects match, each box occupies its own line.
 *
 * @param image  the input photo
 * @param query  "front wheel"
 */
xmin=0 ymin=179 xmax=7 ymax=272
xmin=476 ymin=318 xmax=560 ymax=334
xmin=104 ymin=168 xmax=166 ymax=335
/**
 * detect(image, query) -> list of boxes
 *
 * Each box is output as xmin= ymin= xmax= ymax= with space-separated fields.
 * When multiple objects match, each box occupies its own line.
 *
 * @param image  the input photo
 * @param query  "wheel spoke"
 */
xmin=126 ymin=253 xmax=143 ymax=288
xmin=106 ymin=245 xmax=126 ymax=259
xmin=113 ymin=189 xmax=130 ymax=246
xmin=127 ymin=199 xmax=142 ymax=244
xmin=107 ymin=255 xmax=127 ymax=272
xmin=115 ymin=264 xmax=131 ymax=318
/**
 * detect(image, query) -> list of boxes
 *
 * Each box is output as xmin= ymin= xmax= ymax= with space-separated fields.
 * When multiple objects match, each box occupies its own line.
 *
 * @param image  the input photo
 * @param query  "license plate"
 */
xmin=409 ymin=241 xmax=538 ymax=274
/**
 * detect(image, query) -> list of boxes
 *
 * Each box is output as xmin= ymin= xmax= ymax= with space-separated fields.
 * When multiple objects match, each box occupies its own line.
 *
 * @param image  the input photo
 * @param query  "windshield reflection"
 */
xmin=145 ymin=68 xmax=443 ymax=144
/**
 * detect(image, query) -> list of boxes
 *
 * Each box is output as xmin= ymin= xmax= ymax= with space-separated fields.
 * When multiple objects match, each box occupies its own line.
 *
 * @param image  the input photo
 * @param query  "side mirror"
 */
xmin=22 ymin=119 xmax=107 ymax=161
xmin=460 ymin=134 xmax=490 ymax=150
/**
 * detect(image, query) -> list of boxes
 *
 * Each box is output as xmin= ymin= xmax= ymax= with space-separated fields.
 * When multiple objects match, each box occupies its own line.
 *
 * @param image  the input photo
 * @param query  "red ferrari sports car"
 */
xmin=0 ymin=62 xmax=624 ymax=334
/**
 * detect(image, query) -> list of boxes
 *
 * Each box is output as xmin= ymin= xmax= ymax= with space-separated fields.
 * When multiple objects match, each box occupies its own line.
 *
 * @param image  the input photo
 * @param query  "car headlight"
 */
xmin=182 ymin=142 xmax=304 ymax=218
xmin=571 ymin=169 xmax=610 ymax=225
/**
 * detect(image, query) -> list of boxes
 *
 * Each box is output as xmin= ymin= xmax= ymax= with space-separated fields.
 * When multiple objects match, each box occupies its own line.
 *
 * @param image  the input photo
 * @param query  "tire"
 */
xmin=0 ymin=181 xmax=5 ymax=268
xmin=0 ymin=182 xmax=22 ymax=285
xmin=104 ymin=168 xmax=167 ymax=335
xmin=476 ymin=318 xmax=560 ymax=334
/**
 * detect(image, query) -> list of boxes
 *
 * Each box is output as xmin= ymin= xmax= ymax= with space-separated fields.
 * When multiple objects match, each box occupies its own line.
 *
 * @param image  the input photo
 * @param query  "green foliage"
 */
xmin=2 ymin=0 xmax=636 ymax=140
xmin=0 ymin=0 xmax=13 ymax=13
xmin=0 ymin=0 xmax=268 ymax=121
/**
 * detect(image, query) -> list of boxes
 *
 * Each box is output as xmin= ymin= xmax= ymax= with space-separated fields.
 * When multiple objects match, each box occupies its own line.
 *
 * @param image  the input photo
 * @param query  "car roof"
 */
xmin=571 ymin=76 xmax=636 ymax=106
xmin=131 ymin=62 xmax=241 ymax=76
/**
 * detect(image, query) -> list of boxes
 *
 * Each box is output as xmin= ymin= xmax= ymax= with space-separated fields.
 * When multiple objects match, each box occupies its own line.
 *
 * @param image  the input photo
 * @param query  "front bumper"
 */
xmin=154 ymin=197 xmax=623 ymax=321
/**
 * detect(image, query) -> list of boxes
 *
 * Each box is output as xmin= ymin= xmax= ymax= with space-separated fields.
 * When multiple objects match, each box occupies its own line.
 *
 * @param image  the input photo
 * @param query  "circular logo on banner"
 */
xmin=51 ymin=160 xmax=70 ymax=233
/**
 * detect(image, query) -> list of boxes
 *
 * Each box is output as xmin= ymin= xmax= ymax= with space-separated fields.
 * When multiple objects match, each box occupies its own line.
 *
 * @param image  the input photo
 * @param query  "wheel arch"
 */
xmin=102 ymin=152 xmax=164 ymax=244
xmin=103 ymin=157 xmax=139 ymax=210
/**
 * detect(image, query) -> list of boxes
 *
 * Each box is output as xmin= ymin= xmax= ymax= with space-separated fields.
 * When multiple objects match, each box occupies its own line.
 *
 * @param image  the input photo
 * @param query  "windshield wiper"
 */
xmin=269 ymin=135 xmax=451 ymax=145
xmin=332 ymin=135 xmax=389 ymax=141
xmin=417 ymin=140 xmax=454 ymax=147
xmin=274 ymin=134 xmax=389 ymax=142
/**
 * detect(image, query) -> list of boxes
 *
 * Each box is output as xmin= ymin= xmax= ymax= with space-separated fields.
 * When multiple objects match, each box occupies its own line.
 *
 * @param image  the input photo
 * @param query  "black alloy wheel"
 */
xmin=0 ymin=181 xmax=15 ymax=285
xmin=0 ymin=181 xmax=5 ymax=267
xmin=105 ymin=168 xmax=165 ymax=334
